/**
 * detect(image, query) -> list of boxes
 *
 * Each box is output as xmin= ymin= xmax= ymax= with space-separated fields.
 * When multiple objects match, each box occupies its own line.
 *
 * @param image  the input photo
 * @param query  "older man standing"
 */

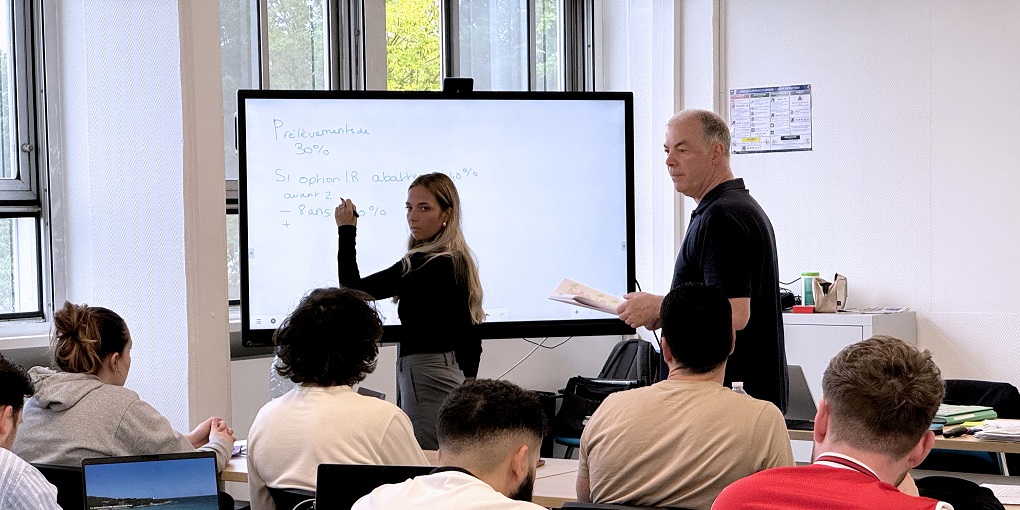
xmin=617 ymin=109 xmax=788 ymax=412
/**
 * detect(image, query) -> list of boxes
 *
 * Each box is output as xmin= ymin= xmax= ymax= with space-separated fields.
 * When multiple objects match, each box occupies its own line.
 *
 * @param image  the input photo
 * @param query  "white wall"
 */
xmin=47 ymin=0 xmax=231 ymax=430
xmin=714 ymin=0 xmax=1020 ymax=384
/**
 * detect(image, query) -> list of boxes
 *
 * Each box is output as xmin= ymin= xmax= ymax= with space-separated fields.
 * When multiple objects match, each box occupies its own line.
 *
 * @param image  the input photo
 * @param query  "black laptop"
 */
xmin=82 ymin=451 xmax=219 ymax=510
xmin=784 ymin=365 xmax=818 ymax=431
xmin=316 ymin=464 xmax=434 ymax=509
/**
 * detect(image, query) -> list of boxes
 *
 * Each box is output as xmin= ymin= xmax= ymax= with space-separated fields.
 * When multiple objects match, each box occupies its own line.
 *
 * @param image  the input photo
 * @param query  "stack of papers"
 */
xmin=974 ymin=419 xmax=1020 ymax=442
xmin=979 ymin=484 xmax=1020 ymax=504
xmin=549 ymin=278 xmax=623 ymax=315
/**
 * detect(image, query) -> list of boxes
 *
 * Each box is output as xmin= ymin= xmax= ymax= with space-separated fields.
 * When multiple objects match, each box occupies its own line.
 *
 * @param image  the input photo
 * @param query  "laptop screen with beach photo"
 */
xmin=82 ymin=452 xmax=219 ymax=510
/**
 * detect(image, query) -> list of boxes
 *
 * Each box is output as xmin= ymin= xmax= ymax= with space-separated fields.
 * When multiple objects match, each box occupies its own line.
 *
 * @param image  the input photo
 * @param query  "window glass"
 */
xmin=227 ymin=213 xmax=240 ymax=302
xmin=0 ymin=217 xmax=38 ymax=314
xmin=267 ymin=0 xmax=328 ymax=90
xmin=534 ymin=0 xmax=562 ymax=91
xmin=456 ymin=0 xmax=528 ymax=91
xmin=386 ymin=0 xmax=442 ymax=91
xmin=0 ymin=3 xmax=16 ymax=179
xmin=220 ymin=0 xmax=259 ymax=180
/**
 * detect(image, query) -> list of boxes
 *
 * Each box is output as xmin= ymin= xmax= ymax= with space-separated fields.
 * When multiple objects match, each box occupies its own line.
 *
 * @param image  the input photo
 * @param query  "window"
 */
xmin=386 ymin=0 xmax=442 ymax=91
xmin=220 ymin=0 xmax=590 ymax=306
xmin=0 ymin=0 xmax=43 ymax=319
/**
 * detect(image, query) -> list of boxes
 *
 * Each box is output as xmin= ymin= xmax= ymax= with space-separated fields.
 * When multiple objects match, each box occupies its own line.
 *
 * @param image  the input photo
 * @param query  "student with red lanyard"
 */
xmin=712 ymin=336 xmax=953 ymax=510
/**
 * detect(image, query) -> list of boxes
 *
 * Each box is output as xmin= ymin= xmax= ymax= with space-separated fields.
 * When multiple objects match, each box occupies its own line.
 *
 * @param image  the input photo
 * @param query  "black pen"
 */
xmin=338 ymin=196 xmax=360 ymax=218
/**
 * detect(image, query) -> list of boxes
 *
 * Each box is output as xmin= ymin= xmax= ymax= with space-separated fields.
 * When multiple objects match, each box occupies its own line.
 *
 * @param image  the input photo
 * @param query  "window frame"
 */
xmin=224 ymin=0 xmax=596 ymax=303
xmin=0 ymin=0 xmax=49 ymax=326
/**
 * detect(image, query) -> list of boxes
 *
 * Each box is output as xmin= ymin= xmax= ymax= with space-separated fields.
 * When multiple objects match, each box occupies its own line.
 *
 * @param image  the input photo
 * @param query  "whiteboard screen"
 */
xmin=238 ymin=90 xmax=635 ymax=346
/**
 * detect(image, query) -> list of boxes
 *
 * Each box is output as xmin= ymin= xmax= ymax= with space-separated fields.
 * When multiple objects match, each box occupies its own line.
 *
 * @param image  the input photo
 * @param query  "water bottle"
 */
xmin=732 ymin=381 xmax=748 ymax=395
xmin=801 ymin=272 xmax=820 ymax=306
xmin=269 ymin=355 xmax=297 ymax=399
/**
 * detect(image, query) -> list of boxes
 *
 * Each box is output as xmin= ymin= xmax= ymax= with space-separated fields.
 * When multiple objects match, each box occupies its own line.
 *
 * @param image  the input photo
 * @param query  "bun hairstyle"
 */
xmin=52 ymin=301 xmax=130 ymax=375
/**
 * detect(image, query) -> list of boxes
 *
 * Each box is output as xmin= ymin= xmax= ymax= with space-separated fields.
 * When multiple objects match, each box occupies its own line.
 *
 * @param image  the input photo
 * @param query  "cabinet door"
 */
xmin=784 ymin=324 xmax=864 ymax=405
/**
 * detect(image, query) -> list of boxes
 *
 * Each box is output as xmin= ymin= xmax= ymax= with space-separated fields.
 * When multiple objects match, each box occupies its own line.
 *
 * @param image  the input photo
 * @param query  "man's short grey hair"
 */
xmin=668 ymin=109 xmax=731 ymax=157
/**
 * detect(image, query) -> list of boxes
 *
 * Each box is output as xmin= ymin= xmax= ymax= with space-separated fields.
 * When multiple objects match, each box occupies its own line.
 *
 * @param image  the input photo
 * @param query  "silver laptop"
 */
xmin=784 ymin=365 xmax=817 ymax=430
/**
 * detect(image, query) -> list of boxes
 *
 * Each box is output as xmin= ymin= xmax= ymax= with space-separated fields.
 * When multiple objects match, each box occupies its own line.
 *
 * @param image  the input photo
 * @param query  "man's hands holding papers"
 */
xmin=616 ymin=292 xmax=663 ymax=330
xmin=549 ymin=278 xmax=624 ymax=315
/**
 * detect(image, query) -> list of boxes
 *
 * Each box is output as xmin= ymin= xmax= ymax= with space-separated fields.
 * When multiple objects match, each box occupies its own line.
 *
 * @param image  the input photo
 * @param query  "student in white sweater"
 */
xmin=247 ymin=287 xmax=428 ymax=510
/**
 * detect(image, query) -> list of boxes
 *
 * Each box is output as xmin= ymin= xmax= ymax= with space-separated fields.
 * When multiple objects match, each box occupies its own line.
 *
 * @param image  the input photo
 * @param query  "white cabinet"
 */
xmin=784 ymin=311 xmax=917 ymax=405
xmin=783 ymin=311 xmax=916 ymax=462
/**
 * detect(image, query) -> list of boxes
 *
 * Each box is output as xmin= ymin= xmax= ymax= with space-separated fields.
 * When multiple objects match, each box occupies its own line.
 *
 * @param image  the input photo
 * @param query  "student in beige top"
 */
xmin=577 ymin=283 xmax=793 ymax=510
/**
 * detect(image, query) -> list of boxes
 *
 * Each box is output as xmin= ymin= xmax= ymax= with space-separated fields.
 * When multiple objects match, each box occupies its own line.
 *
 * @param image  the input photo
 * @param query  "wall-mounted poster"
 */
xmin=730 ymin=84 xmax=812 ymax=154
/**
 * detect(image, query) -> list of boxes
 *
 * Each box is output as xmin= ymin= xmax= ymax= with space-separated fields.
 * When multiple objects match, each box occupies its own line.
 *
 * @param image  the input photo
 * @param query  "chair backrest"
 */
xmin=268 ymin=487 xmax=315 ymax=510
xmin=316 ymin=464 xmax=434 ymax=509
xmin=561 ymin=501 xmax=696 ymax=510
xmin=944 ymin=380 xmax=1020 ymax=418
xmin=32 ymin=463 xmax=83 ymax=510
xmin=598 ymin=338 xmax=659 ymax=385
xmin=919 ymin=379 xmax=1020 ymax=475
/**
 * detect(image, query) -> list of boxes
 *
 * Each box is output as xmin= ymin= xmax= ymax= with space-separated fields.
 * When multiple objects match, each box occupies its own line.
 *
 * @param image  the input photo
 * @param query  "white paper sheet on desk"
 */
xmin=980 ymin=484 xmax=1020 ymax=504
xmin=974 ymin=426 xmax=1020 ymax=441
xmin=984 ymin=419 xmax=1020 ymax=428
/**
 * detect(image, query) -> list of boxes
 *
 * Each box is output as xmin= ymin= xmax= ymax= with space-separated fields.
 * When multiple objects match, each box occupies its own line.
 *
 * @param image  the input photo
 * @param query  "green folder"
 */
xmin=935 ymin=404 xmax=997 ymax=426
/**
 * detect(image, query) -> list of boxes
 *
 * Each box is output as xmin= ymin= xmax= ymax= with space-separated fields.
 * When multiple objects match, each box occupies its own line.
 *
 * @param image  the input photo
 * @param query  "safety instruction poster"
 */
xmin=729 ymin=84 xmax=812 ymax=154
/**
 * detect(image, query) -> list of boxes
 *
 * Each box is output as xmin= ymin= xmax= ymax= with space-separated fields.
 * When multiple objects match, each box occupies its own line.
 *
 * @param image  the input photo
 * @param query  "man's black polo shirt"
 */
xmin=671 ymin=178 xmax=788 ymax=413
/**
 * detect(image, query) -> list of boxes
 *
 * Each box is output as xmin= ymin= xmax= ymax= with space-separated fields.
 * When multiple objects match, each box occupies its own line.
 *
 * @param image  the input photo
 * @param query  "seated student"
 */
xmin=12 ymin=302 xmax=234 ymax=470
xmin=353 ymin=379 xmax=547 ymax=510
xmin=577 ymin=283 xmax=793 ymax=510
xmin=246 ymin=287 xmax=428 ymax=510
xmin=712 ymin=335 xmax=952 ymax=510
xmin=0 ymin=355 xmax=59 ymax=510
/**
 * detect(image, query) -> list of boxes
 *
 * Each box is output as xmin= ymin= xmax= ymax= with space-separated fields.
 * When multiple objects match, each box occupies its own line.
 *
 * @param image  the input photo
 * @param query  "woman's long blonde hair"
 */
xmin=401 ymin=173 xmax=484 ymax=324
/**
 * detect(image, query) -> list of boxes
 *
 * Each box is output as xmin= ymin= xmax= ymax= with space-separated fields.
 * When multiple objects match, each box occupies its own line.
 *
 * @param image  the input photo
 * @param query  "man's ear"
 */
xmin=711 ymin=141 xmax=726 ymax=163
xmin=906 ymin=430 xmax=936 ymax=468
xmin=813 ymin=399 xmax=831 ymax=446
xmin=0 ymin=405 xmax=14 ymax=445
xmin=660 ymin=337 xmax=675 ymax=365
xmin=510 ymin=444 xmax=530 ymax=481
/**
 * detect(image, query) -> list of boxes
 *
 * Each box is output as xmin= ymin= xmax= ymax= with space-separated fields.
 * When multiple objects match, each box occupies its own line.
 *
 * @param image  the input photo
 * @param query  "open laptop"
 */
xmin=316 ymin=464 xmax=434 ymax=509
xmin=82 ymin=451 xmax=219 ymax=510
xmin=784 ymin=365 xmax=818 ymax=431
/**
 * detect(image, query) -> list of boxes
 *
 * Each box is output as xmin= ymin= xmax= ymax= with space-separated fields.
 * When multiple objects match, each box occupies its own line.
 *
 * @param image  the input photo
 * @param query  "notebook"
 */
xmin=82 ymin=451 xmax=219 ymax=510
xmin=784 ymin=365 xmax=817 ymax=430
xmin=316 ymin=464 xmax=434 ymax=509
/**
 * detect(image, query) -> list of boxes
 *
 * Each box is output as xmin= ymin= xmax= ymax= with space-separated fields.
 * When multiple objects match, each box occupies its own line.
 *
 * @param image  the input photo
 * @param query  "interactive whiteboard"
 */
xmin=238 ymin=90 xmax=634 ymax=346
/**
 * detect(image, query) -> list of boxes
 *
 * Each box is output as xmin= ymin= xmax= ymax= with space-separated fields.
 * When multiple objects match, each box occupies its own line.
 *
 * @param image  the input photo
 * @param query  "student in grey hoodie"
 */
xmin=12 ymin=301 xmax=234 ymax=471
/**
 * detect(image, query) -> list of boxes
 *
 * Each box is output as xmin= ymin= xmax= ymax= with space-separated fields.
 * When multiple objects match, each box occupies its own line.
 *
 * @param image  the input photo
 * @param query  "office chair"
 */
xmin=267 ymin=487 xmax=315 ymax=510
xmin=561 ymin=502 xmax=695 ymax=510
xmin=918 ymin=379 xmax=1020 ymax=475
xmin=315 ymin=464 xmax=434 ymax=508
xmin=32 ymin=463 xmax=83 ymax=510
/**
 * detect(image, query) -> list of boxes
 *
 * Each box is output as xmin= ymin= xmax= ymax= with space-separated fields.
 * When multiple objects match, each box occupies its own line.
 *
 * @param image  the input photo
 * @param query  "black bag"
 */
xmin=551 ymin=376 xmax=641 ymax=438
xmin=916 ymin=476 xmax=1005 ymax=510
xmin=597 ymin=338 xmax=660 ymax=385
